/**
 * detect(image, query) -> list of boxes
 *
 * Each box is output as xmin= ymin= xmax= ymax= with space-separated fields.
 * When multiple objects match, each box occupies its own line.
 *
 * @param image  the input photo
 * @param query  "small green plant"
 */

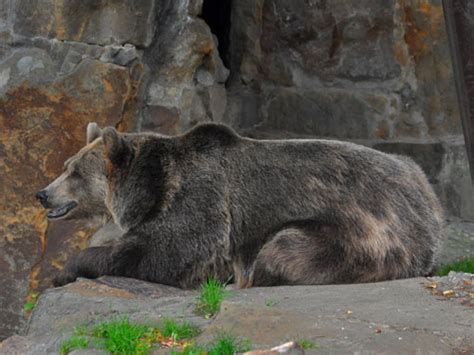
xmin=265 ymin=299 xmax=277 ymax=307
xmin=172 ymin=332 xmax=251 ymax=355
xmin=297 ymin=338 xmax=318 ymax=350
xmin=195 ymin=277 xmax=229 ymax=317
xmin=161 ymin=318 xmax=200 ymax=340
xmin=59 ymin=316 xmax=202 ymax=354
xmin=59 ymin=335 xmax=89 ymax=355
xmin=172 ymin=345 xmax=207 ymax=355
xmin=23 ymin=291 xmax=39 ymax=312
xmin=436 ymin=257 xmax=474 ymax=276
xmin=207 ymin=332 xmax=251 ymax=355
xmin=91 ymin=317 xmax=151 ymax=354
xmin=23 ymin=301 xmax=36 ymax=312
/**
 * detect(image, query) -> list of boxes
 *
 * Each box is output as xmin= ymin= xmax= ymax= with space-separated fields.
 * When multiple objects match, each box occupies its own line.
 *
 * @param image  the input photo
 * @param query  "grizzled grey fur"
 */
xmin=42 ymin=123 xmax=445 ymax=288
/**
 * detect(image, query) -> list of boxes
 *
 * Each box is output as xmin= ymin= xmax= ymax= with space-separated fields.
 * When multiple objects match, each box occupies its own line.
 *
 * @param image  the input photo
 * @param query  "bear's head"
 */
xmin=36 ymin=123 xmax=110 ymax=222
xmin=101 ymin=127 xmax=167 ymax=229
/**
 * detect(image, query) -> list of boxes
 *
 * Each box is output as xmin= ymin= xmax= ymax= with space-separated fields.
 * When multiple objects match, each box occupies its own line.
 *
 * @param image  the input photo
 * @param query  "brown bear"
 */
xmin=37 ymin=123 xmax=445 ymax=288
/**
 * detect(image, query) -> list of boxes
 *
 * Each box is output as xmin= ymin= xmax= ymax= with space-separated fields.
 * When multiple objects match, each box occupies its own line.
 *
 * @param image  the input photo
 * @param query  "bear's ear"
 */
xmin=102 ymin=127 xmax=132 ymax=168
xmin=86 ymin=122 xmax=103 ymax=144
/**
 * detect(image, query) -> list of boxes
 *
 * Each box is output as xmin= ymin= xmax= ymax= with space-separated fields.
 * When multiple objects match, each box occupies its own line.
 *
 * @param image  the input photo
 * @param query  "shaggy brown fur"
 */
xmin=38 ymin=123 xmax=445 ymax=288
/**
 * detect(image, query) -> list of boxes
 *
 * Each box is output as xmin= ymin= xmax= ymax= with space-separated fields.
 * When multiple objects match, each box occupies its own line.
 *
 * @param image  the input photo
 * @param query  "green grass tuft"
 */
xmin=195 ymin=277 xmax=230 ymax=317
xmin=23 ymin=291 xmax=39 ymax=313
xmin=59 ymin=335 xmax=89 ymax=355
xmin=161 ymin=318 xmax=200 ymax=340
xmin=172 ymin=332 xmax=251 ymax=355
xmin=171 ymin=345 xmax=207 ymax=355
xmin=297 ymin=338 xmax=318 ymax=350
xmin=265 ymin=299 xmax=277 ymax=307
xmin=436 ymin=257 xmax=474 ymax=276
xmin=59 ymin=316 xmax=204 ymax=354
xmin=91 ymin=317 xmax=151 ymax=354
xmin=207 ymin=332 xmax=251 ymax=355
xmin=23 ymin=301 xmax=36 ymax=312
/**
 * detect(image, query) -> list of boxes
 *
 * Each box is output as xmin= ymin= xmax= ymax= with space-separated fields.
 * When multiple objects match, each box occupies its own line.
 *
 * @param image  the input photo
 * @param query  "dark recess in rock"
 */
xmin=200 ymin=0 xmax=232 ymax=68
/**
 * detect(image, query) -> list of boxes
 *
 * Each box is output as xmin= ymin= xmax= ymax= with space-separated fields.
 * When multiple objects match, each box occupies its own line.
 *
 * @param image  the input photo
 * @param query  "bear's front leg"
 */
xmin=52 ymin=246 xmax=114 ymax=287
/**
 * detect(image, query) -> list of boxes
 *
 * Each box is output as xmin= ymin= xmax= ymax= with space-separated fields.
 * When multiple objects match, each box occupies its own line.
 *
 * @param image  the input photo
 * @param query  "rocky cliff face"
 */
xmin=0 ymin=0 xmax=471 ymax=340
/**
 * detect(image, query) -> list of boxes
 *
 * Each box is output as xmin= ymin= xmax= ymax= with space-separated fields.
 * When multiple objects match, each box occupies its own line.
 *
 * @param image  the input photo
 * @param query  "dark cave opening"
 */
xmin=200 ymin=0 xmax=232 ymax=69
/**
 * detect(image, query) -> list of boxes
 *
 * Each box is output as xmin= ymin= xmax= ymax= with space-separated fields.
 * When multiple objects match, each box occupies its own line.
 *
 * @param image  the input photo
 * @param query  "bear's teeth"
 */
xmin=47 ymin=201 xmax=77 ymax=219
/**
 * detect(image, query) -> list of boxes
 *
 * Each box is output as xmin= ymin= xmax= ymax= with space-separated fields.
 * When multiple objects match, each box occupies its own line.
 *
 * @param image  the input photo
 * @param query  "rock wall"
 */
xmin=0 ymin=0 xmax=471 ymax=340
xmin=223 ymin=0 xmax=473 ymax=222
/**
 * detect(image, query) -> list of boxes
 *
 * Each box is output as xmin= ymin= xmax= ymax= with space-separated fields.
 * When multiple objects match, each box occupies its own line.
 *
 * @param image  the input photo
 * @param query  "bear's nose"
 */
xmin=36 ymin=190 xmax=48 ymax=206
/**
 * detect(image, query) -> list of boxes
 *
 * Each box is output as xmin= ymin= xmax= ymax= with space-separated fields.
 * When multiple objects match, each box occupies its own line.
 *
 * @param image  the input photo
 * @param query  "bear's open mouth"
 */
xmin=47 ymin=201 xmax=78 ymax=219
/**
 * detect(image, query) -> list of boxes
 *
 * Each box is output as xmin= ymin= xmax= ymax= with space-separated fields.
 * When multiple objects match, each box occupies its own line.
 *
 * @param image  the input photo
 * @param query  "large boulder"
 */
xmin=0 ymin=44 xmax=140 ymax=338
xmin=1 ymin=276 xmax=472 ymax=354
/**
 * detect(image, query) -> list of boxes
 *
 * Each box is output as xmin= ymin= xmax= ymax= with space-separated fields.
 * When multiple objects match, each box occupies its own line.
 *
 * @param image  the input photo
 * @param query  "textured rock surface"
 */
xmin=0 ymin=0 xmax=222 ymax=340
xmin=1 ymin=0 xmax=473 ymax=341
xmin=226 ymin=0 xmax=460 ymax=140
xmin=13 ymin=0 xmax=156 ymax=47
xmin=0 ymin=48 xmax=139 ymax=338
xmin=0 ymin=276 xmax=472 ymax=354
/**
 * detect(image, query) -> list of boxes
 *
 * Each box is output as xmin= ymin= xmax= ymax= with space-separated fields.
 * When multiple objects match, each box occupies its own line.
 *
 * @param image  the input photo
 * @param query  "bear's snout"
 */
xmin=36 ymin=190 xmax=49 ymax=207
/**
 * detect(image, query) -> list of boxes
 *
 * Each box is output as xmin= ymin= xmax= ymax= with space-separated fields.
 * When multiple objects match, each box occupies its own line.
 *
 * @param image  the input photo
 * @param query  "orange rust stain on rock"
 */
xmin=117 ymin=63 xmax=146 ymax=132
xmin=199 ymin=39 xmax=214 ymax=55
xmin=402 ymin=4 xmax=429 ymax=63
xmin=393 ymin=43 xmax=408 ymax=66
xmin=417 ymin=2 xmax=444 ymax=37
xmin=375 ymin=120 xmax=390 ymax=140
xmin=53 ymin=0 xmax=66 ymax=39
xmin=419 ymin=3 xmax=431 ymax=14
xmin=401 ymin=2 xmax=444 ymax=63
xmin=103 ymin=78 xmax=114 ymax=93
xmin=28 ymin=209 xmax=49 ymax=291
xmin=0 ymin=60 xmax=140 ymax=315
xmin=50 ymin=259 xmax=64 ymax=271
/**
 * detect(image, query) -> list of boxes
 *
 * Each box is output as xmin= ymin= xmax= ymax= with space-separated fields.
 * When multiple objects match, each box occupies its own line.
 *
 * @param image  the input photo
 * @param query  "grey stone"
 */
xmin=202 ymin=278 xmax=472 ymax=353
xmin=208 ymin=35 xmax=230 ymax=84
xmin=0 ymin=67 xmax=11 ymax=91
xmin=338 ymin=39 xmax=401 ymax=81
xmin=264 ymin=88 xmax=372 ymax=139
xmin=440 ymin=221 xmax=474 ymax=264
xmin=207 ymin=85 xmax=227 ymax=121
xmin=0 ymin=0 xmax=13 ymax=31
xmin=257 ymin=0 xmax=400 ymax=82
xmin=2 ymin=277 xmax=472 ymax=354
xmin=195 ymin=67 xmax=214 ymax=87
xmin=402 ymin=111 xmax=425 ymax=127
xmin=59 ymin=49 xmax=83 ymax=74
xmin=16 ymin=56 xmax=45 ymax=75
xmin=100 ymin=44 xmax=138 ymax=66
xmin=13 ymin=0 xmax=156 ymax=47
xmin=188 ymin=0 xmax=204 ymax=17
xmin=0 ymin=48 xmax=57 ymax=94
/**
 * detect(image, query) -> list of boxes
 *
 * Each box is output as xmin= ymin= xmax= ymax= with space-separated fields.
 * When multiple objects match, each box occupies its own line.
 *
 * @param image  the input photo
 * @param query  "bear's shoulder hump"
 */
xmin=184 ymin=123 xmax=241 ymax=146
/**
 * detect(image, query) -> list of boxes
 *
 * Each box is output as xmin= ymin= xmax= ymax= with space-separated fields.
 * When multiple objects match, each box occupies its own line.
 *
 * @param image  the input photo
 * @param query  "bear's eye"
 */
xmin=70 ymin=170 xmax=82 ymax=179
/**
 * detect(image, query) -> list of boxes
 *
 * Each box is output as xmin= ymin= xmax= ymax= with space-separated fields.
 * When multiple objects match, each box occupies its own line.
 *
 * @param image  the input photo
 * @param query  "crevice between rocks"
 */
xmin=200 ymin=0 xmax=232 ymax=69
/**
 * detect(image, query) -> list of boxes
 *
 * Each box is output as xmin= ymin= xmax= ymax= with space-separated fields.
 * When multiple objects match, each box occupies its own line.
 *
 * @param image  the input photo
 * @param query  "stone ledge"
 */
xmin=2 ymin=276 xmax=472 ymax=354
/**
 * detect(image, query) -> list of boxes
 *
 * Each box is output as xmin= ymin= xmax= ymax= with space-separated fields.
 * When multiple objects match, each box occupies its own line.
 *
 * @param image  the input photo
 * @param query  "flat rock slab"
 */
xmin=202 ymin=278 xmax=473 ymax=354
xmin=1 ymin=276 xmax=472 ymax=354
